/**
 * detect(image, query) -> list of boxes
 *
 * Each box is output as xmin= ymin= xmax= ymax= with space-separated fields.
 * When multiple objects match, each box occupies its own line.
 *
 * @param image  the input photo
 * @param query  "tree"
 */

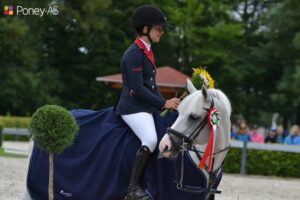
xmin=2 ymin=0 xmax=299 ymax=127
xmin=29 ymin=105 xmax=78 ymax=200
xmin=262 ymin=0 xmax=300 ymax=124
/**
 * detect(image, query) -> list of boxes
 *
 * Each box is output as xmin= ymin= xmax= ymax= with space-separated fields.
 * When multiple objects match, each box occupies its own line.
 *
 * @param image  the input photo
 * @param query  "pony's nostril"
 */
xmin=163 ymin=146 xmax=169 ymax=153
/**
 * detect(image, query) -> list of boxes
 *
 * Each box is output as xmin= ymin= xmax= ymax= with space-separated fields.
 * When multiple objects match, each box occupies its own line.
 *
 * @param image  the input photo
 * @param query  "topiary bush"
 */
xmin=29 ymin=105 xmax=79 ymax=200
xmin=29 ymin=105 xmax=79 ymax=154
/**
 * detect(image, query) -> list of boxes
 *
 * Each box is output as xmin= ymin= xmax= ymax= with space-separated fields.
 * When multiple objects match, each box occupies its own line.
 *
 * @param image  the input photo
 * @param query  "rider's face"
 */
xmin=141 ymin=25 xmax=164 ymax=43
xmin=149 ymin=26 xmax=164 ymax=42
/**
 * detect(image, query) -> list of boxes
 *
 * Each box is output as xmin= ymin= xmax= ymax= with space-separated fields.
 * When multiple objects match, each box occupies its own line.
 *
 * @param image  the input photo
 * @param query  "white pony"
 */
xmin=159 ymin=79 xmax=232 ymax=199
xmin=21 ymin=79 xmax=231 ymax=200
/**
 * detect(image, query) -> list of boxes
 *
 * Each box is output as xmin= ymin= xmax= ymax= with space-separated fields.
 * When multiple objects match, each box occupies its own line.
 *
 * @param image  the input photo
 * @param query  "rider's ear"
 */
xmin=187 ymin=79 xmax=197 ymax=93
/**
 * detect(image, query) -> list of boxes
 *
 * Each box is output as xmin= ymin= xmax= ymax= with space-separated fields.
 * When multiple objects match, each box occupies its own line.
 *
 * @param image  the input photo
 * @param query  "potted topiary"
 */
xmin=29 ymin=105 xmax=79 ymax=200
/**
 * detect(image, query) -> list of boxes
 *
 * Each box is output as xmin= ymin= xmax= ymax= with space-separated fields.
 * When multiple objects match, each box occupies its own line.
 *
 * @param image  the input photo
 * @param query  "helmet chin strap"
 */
xmin=141 ymin=25 xmax=153 ymax=44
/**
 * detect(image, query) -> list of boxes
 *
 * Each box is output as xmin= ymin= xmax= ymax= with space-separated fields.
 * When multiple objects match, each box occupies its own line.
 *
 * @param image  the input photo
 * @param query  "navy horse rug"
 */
xmin=26 ymin=107 xmax=221 ymax=200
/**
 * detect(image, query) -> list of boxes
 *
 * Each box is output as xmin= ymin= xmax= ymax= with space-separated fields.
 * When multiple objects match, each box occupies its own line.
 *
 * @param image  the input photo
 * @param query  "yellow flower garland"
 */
xmin=192 ymin=67 xmax=215 ymax=89
xmin=160 ymin=66 xmax=215 ymax=117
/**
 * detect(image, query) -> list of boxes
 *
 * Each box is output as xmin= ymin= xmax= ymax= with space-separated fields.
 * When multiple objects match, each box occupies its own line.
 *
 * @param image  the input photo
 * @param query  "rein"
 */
xmin=170 ymin=138 xmax=229 ymax=195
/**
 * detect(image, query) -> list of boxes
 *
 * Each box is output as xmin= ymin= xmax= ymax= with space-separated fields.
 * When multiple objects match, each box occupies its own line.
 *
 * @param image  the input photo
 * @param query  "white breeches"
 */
xmin=121 ymin=112 xmax=157 ymax=152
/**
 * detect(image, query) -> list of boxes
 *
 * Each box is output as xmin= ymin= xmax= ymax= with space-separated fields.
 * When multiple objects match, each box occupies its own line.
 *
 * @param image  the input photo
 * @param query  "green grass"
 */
xmin=0 ymin=147 xmax=27 ymax=158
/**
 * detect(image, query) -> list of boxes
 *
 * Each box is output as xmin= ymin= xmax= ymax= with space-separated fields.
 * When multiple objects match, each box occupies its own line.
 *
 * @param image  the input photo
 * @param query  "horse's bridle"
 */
xmin=165 ymin=98 xmax=230 ymax=197
xmin=166 ymin=99 xmax=214 ymax=152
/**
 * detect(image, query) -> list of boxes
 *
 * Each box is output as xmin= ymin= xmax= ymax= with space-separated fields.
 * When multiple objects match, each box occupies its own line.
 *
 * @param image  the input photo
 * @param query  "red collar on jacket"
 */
xmin=134 ymin=38 xmax=156 ymax=68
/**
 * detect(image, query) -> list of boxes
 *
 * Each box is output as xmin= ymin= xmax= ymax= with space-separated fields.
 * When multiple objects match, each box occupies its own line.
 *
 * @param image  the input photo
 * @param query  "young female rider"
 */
xmin=115 ymin=4 xmax=180 ymax=200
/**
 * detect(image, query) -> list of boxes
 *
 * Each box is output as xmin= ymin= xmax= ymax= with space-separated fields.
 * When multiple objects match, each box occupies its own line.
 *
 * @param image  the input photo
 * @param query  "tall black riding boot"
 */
xmin=125 ymin=146 xmax=152 ymax=200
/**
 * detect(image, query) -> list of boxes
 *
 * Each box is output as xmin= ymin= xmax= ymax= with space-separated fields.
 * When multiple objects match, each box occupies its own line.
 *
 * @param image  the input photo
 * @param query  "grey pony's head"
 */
xmin=159 ymin=79 xmax=214 ymax=158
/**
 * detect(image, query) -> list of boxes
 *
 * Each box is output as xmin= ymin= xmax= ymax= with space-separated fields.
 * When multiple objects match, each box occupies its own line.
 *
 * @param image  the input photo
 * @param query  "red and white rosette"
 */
xmin=198 ymin=108 xmax=221 ymax=172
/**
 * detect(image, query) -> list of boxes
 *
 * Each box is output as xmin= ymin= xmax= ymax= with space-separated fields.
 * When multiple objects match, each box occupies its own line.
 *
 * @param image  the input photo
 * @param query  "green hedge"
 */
xmin=0 ymin=116 xmax=31 ymax=128
xmin=0 ymin=116 xmax=31 ymax=141
xmin=223 ymin=147 xmax=300 ymax=178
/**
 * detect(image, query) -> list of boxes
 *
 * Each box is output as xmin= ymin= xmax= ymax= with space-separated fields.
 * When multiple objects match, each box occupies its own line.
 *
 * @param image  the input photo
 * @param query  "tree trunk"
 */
xmin=49 ymin=154 xmax=54 ymax=200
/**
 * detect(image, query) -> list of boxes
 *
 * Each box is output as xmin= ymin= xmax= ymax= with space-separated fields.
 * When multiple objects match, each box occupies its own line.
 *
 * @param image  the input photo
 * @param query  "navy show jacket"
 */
xmin=115 ymin=40 xmax=166 ymax=115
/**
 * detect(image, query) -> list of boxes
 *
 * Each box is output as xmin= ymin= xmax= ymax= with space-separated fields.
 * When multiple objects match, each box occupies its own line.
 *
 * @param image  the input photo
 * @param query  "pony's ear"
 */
xmin=186 ymin=79 xmax=197 ymax=93
xmin=202 ymin=86 xmax=208 ymax=101
xmin=201 ymin=86 xmax=212 ymax=109
xmin=202 ymin=86 xmax=211 ymax=109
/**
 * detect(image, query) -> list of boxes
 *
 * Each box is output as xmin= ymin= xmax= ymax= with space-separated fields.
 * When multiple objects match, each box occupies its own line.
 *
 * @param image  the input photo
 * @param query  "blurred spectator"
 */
xmin=234 ymin=120 xmax=251 ymax=142
xmin=230 ymin=125 xmax=238 ymax=139
xmin=276 ymin=125 xmax=286 ymax=144
xmin=264 ymin=128 xmax=277 ymax=143
xmin=284 ymin=125 xmax=300 ymax=145
xmin=231 ymin=130 xmax=237 ymax=139
xmin=250 ymin=125 xmax=264 ymax=143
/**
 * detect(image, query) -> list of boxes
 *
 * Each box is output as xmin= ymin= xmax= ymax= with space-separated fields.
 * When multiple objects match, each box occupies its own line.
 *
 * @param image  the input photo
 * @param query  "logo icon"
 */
xmin=4 ymin=6 xmax=14 ymax=16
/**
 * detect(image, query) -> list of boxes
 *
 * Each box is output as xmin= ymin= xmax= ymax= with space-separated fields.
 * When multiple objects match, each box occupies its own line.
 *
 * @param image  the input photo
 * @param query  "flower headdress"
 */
xmin=160 ymin=67 xmax=215 ymax=117
xmin=192 ymin=67 xmax=215 ymax=89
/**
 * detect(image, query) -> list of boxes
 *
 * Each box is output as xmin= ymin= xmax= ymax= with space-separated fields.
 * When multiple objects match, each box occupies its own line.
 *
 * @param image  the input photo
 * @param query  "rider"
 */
xmin=115 ymin=4 xmax=180 ymax=199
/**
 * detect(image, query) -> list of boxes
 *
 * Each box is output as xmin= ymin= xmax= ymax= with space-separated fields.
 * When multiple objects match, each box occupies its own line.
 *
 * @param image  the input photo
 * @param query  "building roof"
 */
xmin=96 ymin=66 xmax=190 ymax=88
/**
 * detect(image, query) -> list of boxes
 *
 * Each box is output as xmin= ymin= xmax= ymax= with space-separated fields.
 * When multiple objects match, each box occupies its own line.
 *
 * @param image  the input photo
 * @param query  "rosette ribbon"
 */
xmin=198 ymin=108 xmax=221 ymax=172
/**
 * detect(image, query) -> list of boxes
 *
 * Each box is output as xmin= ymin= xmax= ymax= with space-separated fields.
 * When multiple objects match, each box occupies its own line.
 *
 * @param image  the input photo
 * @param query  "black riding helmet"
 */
xmin=132 ymin=5 xmax=170 ymax=43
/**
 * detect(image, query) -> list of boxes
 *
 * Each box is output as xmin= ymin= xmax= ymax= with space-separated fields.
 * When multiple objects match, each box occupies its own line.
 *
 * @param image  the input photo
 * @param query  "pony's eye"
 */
xmin=189 ymin=113 xmax=200 ymax=120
